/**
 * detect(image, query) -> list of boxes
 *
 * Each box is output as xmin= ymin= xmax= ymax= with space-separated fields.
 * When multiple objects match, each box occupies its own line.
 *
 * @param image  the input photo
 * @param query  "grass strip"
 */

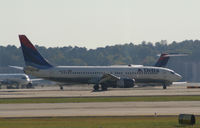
xmin=0 ymin=116 xmax=199 ymax=128
xmin=0 ymin=95 xmax=200 ymax=104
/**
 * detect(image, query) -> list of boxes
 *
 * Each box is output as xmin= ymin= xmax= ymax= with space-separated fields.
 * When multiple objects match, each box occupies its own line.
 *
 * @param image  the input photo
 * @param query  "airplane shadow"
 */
xmin=91 ymin=90 xmax=108 ymax=92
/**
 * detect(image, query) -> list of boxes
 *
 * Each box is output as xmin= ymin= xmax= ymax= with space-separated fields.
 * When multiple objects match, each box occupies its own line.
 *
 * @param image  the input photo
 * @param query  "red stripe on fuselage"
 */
xmin=19 ymin=35 xmax=36 ymax=50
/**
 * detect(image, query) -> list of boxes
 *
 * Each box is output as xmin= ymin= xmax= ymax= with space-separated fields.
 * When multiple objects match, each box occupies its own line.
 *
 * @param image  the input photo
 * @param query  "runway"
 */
xmin=0 ymin=83 xmax=200 ymax=98
xmin=0 ymin=101 xmax=200 ymax=117
xmin=0 ymin=83 xmax=200 ymax=118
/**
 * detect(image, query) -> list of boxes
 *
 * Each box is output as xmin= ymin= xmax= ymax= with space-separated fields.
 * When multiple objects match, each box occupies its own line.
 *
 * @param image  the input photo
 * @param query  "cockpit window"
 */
xmin=170 ymin=71 xmax=175 ymax=74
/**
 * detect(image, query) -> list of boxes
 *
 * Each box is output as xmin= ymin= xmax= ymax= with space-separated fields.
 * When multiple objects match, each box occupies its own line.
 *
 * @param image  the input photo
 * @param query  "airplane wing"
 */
xmin=30 ymin=78 xmax=43 ymax=82
xmin=99 ymin=73 xmax=120 ymax=84
xmin=9 ymin=65 xmax=24 ymax=70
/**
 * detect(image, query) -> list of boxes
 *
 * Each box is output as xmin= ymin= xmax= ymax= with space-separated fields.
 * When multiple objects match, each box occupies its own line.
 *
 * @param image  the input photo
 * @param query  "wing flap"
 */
xmin=99 ymin=73 xmax=120 ymax=84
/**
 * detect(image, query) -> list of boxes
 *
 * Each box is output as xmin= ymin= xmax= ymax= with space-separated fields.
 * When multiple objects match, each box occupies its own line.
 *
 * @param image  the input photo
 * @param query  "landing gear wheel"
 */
xmin=163 ymin=84 xmax=167 ymax=89
xmin=26 ymin=83 xmax=33 ymax=88
xmin=93 ymin=84 xmax=99 ymax=91
xmin=60 ymin=85 xmax=64 ymax=90
xmin=101 ymin=84 xmax=107 ymax=91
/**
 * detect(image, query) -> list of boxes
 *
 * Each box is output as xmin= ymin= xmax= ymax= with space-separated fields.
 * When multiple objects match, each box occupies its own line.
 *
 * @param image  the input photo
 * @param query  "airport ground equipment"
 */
xmin=179 ymin=114 xmax=195 ymax=125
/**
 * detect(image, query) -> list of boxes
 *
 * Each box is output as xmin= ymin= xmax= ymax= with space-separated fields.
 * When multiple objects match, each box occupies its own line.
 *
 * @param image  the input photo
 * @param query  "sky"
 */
xmin=0 ymin=0 xmax=200 ymax=49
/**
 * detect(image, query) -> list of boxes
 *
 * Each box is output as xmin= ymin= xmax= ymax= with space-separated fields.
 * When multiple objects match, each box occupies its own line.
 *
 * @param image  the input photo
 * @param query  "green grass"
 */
xmin=0 ymin=95 xmax=200 ymax=104
xmin=0 ymin=116 xmax=199 ymax=128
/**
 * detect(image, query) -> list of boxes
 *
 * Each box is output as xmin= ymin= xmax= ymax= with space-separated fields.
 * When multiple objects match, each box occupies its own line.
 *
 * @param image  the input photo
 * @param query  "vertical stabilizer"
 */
xmin=19 ymin=35 xmax=52 ymax=69
xmin=155 ymin=53 xmax=169 ymax=67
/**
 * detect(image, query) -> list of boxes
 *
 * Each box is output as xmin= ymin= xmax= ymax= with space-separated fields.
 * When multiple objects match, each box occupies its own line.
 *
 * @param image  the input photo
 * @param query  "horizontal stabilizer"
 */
xmin=155 ymin=53 xmax=188 ymax=67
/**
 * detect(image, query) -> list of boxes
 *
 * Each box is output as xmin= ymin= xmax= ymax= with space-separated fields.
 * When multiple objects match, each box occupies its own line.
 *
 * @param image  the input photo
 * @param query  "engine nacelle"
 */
xmin=116 ymin=78 xmax=135 ymax=88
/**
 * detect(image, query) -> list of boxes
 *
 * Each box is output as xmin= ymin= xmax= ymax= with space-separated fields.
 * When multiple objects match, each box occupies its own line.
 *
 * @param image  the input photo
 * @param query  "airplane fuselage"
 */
xmin=24 ymin=65 xmax=182 ymax=86
xmin=0 ymin=74 xmax=30 ymax=86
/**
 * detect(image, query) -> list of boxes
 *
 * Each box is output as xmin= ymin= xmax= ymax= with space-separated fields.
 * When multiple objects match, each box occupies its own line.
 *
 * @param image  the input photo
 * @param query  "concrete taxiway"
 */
xmin=0 ymin=83 xmax=200 ymax=98
xmin=0 ymin=101 xmax=200 ymax=117
xmin=0 ymin=83 xmax=200 ymax=117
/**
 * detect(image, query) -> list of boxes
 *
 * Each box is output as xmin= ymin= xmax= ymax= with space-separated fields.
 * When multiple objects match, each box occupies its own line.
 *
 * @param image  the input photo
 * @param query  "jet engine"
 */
xmin=116 ymin=78 xmax=135 ymax=88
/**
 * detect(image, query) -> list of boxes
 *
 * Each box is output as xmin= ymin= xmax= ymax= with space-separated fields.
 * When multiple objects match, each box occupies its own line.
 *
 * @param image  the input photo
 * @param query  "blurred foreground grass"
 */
xmin=0 ymin=116 xmax=199 ymax=128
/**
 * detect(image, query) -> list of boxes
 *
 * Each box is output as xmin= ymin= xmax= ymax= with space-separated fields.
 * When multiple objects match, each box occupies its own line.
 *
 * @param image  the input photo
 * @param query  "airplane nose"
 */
xmin=175 ymin=73 xmax=182 ymax=81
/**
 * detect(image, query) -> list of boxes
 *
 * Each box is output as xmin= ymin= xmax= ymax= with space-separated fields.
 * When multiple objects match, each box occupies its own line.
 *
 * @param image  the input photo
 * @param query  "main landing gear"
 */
xmin=59 ymin=85 xmax=64 ymax=90
xmin=93 ymin=84 xmax=107 ymax=91
xmin=26 ymin=83 xmax=33 ymax=88
xmin=101 ymin=84 xmax=108 ymax=91
xmin=93 ymin=84 xmax=99 ymax=91
xmin=163 ymin=84 xmax=167 ymax=89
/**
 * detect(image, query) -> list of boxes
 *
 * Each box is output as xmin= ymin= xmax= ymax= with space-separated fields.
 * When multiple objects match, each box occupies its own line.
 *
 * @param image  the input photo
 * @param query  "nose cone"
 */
xmin=25 ymin=77 xmax=32 ymax=84
xmin=27 ymin=78 xmax=31 ymax=83
xmin=175 ymin=73 xmax=182 ymax=81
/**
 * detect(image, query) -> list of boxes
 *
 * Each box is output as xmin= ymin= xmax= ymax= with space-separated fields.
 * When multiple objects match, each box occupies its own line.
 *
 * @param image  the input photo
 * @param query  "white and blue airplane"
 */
xmin=17 ymin=35 xmax=182 ymax=91
xmin=0 ymin=73 xmax=32 ymax=89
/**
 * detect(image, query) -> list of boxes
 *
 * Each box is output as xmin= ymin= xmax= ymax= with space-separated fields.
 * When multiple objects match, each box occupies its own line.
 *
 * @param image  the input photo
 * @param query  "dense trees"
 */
xmin=1 ymin=40 xmax=200 ymax=82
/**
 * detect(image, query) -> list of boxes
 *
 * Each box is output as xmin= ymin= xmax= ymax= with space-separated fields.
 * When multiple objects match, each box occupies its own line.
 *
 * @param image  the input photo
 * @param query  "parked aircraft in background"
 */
xmin=16 ymin=35 xmax=182 ymax=91
xmin=0 ymin=73 xmax=32 ymax=89
xmin=155 ymin=53 xmax=188 ymax=67
xmin=155 ymin=53 xmax=170 ymax=67
xmin=124 ymin=53 xmax=169 ymax=68
xmin=128 ymin=52 xmax=187 ymax=68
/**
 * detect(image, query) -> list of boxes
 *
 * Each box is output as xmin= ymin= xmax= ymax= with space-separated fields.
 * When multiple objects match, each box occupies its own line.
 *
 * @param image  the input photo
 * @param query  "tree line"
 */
xmin=0 ymin=40 xmax=200 ymax=82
